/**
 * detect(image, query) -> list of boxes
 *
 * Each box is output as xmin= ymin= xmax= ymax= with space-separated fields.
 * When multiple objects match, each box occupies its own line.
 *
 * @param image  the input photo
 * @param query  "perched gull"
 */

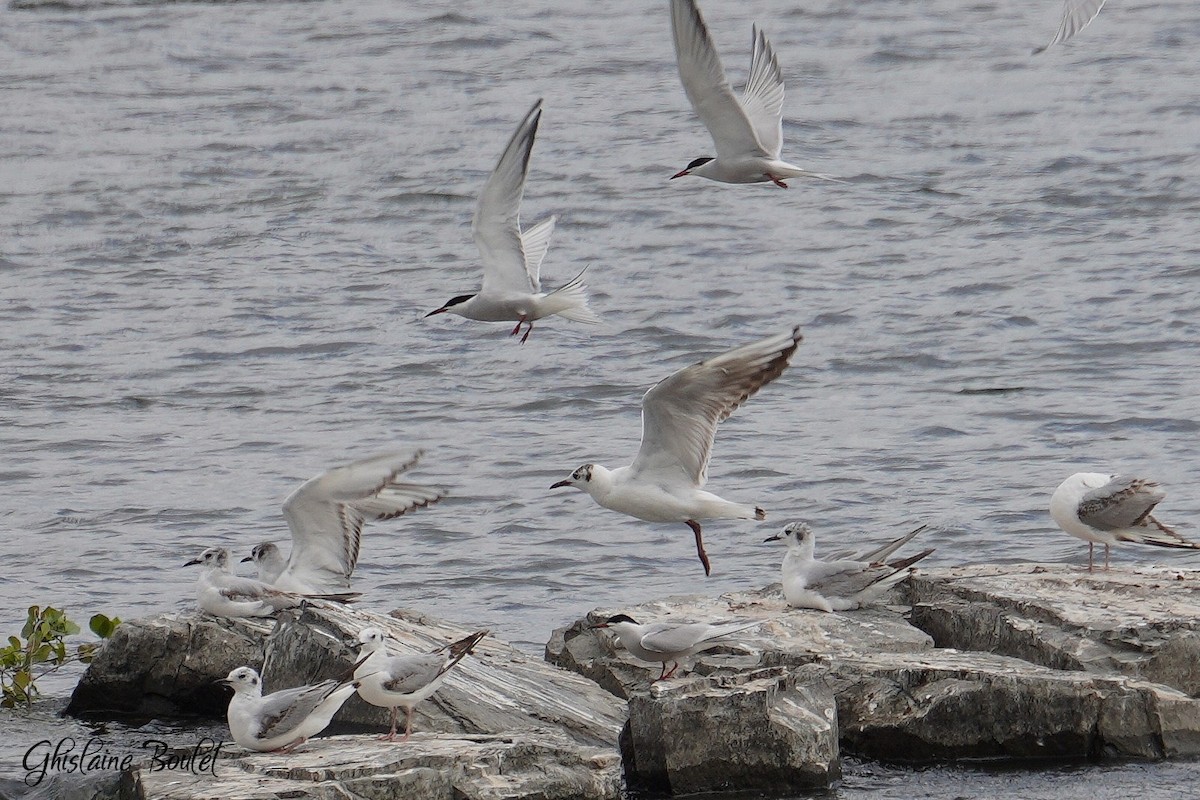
xmin=185 ymin=547 xmax=358 ymax=618
xmin=1049 ymin=472 xmax=1198 ymax=571
xmin=669 ymin=0 xmax=838 ymax=187
xmin=426 ymin=98 xmax=600 ymax=342
xmin=354 ymin=627 xmax=488 ymax=742
xmin=551 ymin=327 xmax=802 ymax=576
xmin=242 ymin=451 xmax=446 ymax=594
xmin=590 ymin=613 xmax=759 ymax=681
xmin=765 ymin=522 xmax=933 ymax=612
xmin=1033 ymin=0 xmax=1106 ymax=54
xmin=221 ymin=666 xmax=359 ymax=753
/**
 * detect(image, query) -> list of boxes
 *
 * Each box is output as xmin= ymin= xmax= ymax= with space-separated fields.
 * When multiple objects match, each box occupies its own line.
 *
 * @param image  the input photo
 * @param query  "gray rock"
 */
xmin=622 ymin=669 xmax=838 ymax=795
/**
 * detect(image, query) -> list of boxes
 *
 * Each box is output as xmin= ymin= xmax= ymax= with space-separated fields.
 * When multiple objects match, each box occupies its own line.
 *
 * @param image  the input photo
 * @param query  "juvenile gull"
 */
xmin=354 ymin=627 xmax=488 ymax=742
xmin=426 ymin=98 xmax=600 ymax=342
xmin=242 ymin=450 xmax=445 ymax=593
xmin=185 ymin=547 xmax=358 ymax=618
xmin=765 ymin=521 xmax=933 ymax=612
xmin=669 ymin=0 xmax=840 ymax=187
xmin=590 ymin=613 xmax=759 ymax=681
xmin=1049 ymin=472 xmax=1198 ymax=571
xmin=221 ymin=666 xmax=359 ymax=753
xmin=1033 ymin=0 xmax=1106 ymax=54
xmin=551 ymin=327 xmax=803 ymax=576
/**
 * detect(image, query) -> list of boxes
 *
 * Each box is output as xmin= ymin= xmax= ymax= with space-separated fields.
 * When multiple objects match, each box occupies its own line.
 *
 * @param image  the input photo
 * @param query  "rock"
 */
xmin=127 ymin=732 xmax=621 ymax=800
xmin=905 ymin=564 xmax=1200 ymax=698
xmin=622 ymin=669 xmax=838 ymax=795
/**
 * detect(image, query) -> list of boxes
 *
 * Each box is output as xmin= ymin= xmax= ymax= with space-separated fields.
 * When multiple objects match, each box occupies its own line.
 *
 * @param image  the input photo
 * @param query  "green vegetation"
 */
xmin=1 ymin=606 xmax=120 ymax=709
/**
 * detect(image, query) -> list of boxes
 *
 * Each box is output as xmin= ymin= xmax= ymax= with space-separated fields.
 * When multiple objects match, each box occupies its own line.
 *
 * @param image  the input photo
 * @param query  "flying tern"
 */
xmin=220 ymin=666 xmax=360 ymax=753
xmin=1049 ymin=472 xmax=1198 ymax=571
xmin=765 ymin=521 xmax=933 ymax=612
xmin=669 ymin=0 xmax=838 ymax=187
xmin=551 ymin=327 xmax=802 ymax=576
xmin=185 ymin=547 xmax=358 ymax=618
xmin=426 ymin=99 xmax=600 ymax=342
xmin=242 ymin=451 xmax=445 ymax=594
xmin=354 ymin=627 xmax=488 ymax=742
xmin=591 ymin=613 xmax=759 ymax=681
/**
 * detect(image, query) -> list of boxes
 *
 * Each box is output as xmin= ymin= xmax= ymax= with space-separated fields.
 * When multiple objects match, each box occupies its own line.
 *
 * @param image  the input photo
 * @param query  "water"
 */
xmin=1 ymin=0 xmax=1198 ymax=793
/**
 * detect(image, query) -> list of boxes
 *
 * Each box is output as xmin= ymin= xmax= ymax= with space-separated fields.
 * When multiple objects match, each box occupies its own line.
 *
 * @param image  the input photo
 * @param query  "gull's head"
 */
xmin=671 ymin=156 xmax=713 ymax=180
xmin=219 ymin=666 xmax=261 ymax=695
xmin=590 ymin=613 xmax=640 ymax=631
xmin=185 ymin=547 xmax=229 ymax=570
xmin=242 ymin=542 xmax=280 ymax=565
xmin=765 ymin=521 xmax=813 ymax=547
xmin=426 ymin=293 xmax=475 ymax=318
xmin=356 ymin=627 xmax=387 ymax=652
xmin=550 ymin=464 xmax=595 ymax=491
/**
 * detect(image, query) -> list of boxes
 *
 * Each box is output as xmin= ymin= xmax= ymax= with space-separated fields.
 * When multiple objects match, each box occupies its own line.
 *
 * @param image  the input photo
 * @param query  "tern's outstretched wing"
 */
xmin=1033 ymin=0 xmax=1106 ymax=54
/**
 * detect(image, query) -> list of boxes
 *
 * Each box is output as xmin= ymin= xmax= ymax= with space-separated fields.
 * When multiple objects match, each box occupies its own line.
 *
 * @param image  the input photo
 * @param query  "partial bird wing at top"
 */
xmin=671 ymin=0 xmax=771 ymax=161
xmin=254 ymin=680 xmax=344 ymax=740
xmin=629 ymin=327 xmax=802 ymax=487
xmin=1077 ymin=475 xmax=1165 ymax=531
xmin=473 ymin=99 xmax=543 ymax=296
xmin=740 ymin=26 xmax=786 ymax=159
xmin=280 ymin=451 xmax=445 ymax=592
xmin=1033 ymin=0 xmax=1106 ymax=54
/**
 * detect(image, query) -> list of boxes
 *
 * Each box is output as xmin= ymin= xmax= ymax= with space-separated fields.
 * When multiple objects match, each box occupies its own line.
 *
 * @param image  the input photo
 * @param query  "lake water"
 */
xmin=2 ymin=0 xmax=1198 ymax=794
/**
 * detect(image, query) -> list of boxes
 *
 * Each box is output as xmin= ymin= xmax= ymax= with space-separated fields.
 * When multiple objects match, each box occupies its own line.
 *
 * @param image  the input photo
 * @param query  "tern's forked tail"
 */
xmin=545 ymin=267 xmax=601 ymax=325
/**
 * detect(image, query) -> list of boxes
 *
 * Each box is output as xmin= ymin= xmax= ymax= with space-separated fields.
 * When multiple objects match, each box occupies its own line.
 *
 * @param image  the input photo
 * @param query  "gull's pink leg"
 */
xmin=381 ymin=707 xmax=399 ymax=741
xmin=1104 ymin=544 xmax=1111 ymax=571
xmin=1087 ymin=542 xmax=1094 ymax=573
xmin=402 ymin=707 xmax=414 ymax=743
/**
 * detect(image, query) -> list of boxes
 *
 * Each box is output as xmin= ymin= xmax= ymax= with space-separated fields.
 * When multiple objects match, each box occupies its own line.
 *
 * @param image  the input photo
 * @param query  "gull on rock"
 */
xmin=551 ymin=327 xmax=802 ymax=576
xmin=765 ymin=521 xmax=933 ymax=612
xmin=668 ymin=0 xmax=839 ymax=187
xmin=243 ymin=451 xmax=446 ymax=594
xmin=591 ymin=613 xmax=759 ymax=681
xmin=354 ymin=627 xmax=488 ymax=742
xmin=185 ymin=547 xmax=358 ymax=618
xmin=1049 ymin=472 xmax=1198 ymax=571
xmin=221 ymin=666 xmax=360 ymax=753
xmin=426 ymin=98 xmax=600 ymax=342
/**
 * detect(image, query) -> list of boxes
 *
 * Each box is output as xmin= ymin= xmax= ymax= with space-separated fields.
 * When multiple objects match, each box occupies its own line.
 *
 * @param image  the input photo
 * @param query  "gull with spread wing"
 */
xmin=354 ymin=627 xmax=488 ymax=742
xmin=186 ymin=547 xmax=358 ymax=618
xmin=426 ymin=99 xmax=600 ymax=342
xmin=1033 ymin=0 xmax=1106 ymax=54
xmin=669 ymin=0 xmax=838 ymax=187
xmin=591 ymin=613 xmax=759 ymax=681
xmin=221 ymin=666 xmax=360 ymax=753
xmin=551 ymin=327 xmax=802 ymax=576
xmin=765 ymin=521 xmax=933 ymax=612
xmin=243 ymin=451 xmax=445 ymax=594
xmin=1050 ymin=472 xmax=1198 ymax=571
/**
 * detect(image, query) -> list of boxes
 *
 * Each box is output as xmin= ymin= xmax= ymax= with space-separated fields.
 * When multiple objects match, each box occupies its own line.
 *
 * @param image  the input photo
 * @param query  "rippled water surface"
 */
xmin=2 ymin=0 xmax=1198 ymax=793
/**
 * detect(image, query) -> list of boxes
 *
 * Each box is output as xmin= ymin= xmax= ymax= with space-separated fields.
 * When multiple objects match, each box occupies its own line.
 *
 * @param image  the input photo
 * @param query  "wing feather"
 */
xmin=1033 ymin=0 xmax=1106 ymax=54
xmin=255 ymin=680 xmax=343 ymax=739
xmin=740 ymin=26 xmax=785 ymax=159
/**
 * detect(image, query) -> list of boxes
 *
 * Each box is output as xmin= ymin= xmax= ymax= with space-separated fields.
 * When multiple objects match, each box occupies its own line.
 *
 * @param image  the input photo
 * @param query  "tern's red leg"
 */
xmin=520 ymin=320 xmax=533 ymax=344
xmin=686 ymin=519 xmax=711 ymax=576
xmin=768 ymin=174 xmax=788 ymax=188
xmin=510 ymin=318 xmax=524 ymax=336
xmin=662 ymin=662 xmax=679 ymax=679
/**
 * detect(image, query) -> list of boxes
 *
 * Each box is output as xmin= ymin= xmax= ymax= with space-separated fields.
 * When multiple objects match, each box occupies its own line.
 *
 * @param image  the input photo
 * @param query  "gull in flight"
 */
xmin=1049 ymin=472 xmax=1198 ymax=571
xmin=426 ymin=99 xmax=600 ymax=343
xmin=242 ymin=451 xmax=446 ymax=594
xmin=551 ymin=327 xmax=802 ymax=576
xmin=220 ymin=666 xmax=360 ymax=753
xmin=669 ymin=0 xmax=838 ymax=187
xmin=354 ymin=627 xmax=488 ymax=742
xmin=1033 ymin=0 xmax=1106 ymax=54
xmin=185 ymin=547 xmax=358 ymax=618
xmin=765 ymin=521 xmax=933 ymax=612
xmin=591 ymin=613 xmax=759 ymax=681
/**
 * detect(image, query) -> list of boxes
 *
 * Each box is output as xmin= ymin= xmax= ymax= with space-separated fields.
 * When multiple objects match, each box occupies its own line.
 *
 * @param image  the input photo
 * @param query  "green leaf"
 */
xmin=13 ymin=670 xmax=31 ymax=689
xmin=89 ymin=614 xmax=117 ymax=639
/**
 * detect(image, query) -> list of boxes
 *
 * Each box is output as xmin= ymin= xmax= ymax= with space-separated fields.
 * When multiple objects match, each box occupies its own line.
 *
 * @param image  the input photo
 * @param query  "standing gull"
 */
xmin=242 ymin=451 xmax=446 ymax=594
xmin=426 ymin=99 xmax=600 ymax=342
xmin=185 ymin=547 xmax=359 ymax=618
xmin=1033 ymin=0 xmax=1106 ymax=54
xmin=765 ymin=521 xmax=933 ymax=612
xmin=221 ymin=666 xmax=359 ymax=753
xmin=354 ymin=627 xmax=488 ymax=742
xmin=551 ymin=327 xmax=802 ymax=576
xmin=590 ymin=614 xmax=759 ymax=681
xmin=668 ymin=0 xmax=838 ymax=187
xmin=1049 ymin=472 xmax=1198 ymax=571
